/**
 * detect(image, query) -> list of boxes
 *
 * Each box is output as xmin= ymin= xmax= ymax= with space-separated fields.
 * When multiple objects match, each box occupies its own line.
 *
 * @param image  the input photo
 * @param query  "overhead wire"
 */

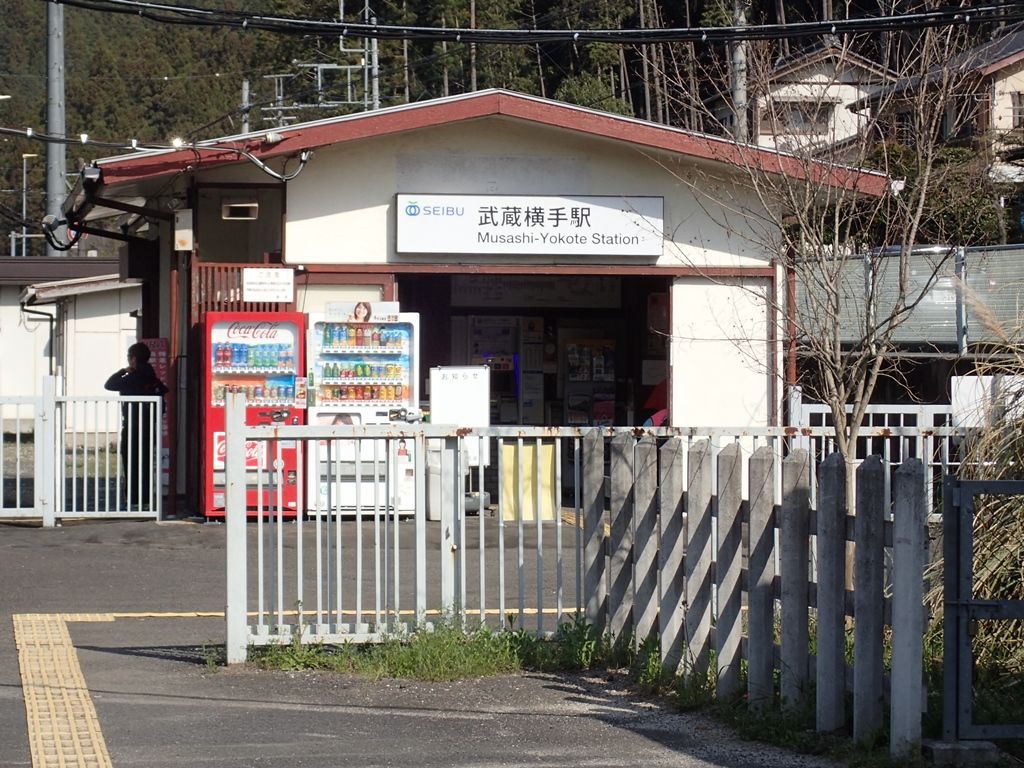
xmin=44 ymin=0 xmax=1024 ymax=44
xmin=8 ymin=5 xmax=1018 ymax=167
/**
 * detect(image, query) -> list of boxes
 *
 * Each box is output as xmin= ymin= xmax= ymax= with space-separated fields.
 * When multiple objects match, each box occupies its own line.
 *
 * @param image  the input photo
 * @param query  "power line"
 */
xmin=45 ymin=0 xmax=1024 ymax=44
xmin=0 ymin=70 xmax=259 ymax=82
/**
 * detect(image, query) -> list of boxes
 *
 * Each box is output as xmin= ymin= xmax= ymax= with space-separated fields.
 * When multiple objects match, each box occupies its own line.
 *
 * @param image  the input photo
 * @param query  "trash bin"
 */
xmin=501 ymin=441 xmax=557 ymax=522
xmin=426 ymin=439 xmax=472 ymax=522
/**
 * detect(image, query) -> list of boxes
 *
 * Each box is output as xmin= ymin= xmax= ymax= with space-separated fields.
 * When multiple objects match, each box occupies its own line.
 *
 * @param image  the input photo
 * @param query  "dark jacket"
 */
xmin=105 ymin=362 xmax=168 ymax=397
xmin=105 ymin=363 xmax=168 ymax=425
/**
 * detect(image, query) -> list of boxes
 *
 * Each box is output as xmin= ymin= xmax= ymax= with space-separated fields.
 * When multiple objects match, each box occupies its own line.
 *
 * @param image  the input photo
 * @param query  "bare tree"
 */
xmin=657 ymin=24 xmax=1003 ymax=468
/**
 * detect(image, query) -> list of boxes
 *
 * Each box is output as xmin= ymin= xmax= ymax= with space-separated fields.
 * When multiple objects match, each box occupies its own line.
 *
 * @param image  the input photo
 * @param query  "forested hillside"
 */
xmin=0 ymin=0 xmax=1013 ymax=251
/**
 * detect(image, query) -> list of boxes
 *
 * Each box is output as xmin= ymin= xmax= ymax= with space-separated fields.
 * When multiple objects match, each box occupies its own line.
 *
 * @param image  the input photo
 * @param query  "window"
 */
xmin=759 ymin=100 xmax=835 ymax=135
xmin=1011 ymin=92 xmax=1024 ymax=130
xmin=891 ymin=111 xmax=915 ymax=145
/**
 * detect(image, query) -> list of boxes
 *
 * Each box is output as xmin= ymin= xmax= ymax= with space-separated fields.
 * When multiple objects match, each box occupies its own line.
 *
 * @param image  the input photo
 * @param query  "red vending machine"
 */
xmin=202 ymin=311 xmax=306 ymax=518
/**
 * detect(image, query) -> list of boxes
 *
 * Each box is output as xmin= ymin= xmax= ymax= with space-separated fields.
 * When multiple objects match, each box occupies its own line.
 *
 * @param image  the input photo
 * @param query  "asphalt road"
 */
xmin=0 ymin=519 xmax=839 ymax=768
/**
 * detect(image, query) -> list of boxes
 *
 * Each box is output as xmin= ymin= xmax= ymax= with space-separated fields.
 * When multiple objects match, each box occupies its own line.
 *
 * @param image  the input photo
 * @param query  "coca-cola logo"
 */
xmin=212 ymin=433 xmax=265 ymax=469
xmin=226 ymin=321 xmax=281 ymax=340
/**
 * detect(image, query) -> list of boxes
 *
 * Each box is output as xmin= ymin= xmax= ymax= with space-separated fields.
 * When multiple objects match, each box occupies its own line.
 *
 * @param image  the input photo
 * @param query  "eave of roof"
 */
xmin=771 ymin=45 xmax=897 ymax=82
xmin=0 ymin=257 xmax=121 ymax=287
xmin=21 ymin=273 xmax=141 ymax=305
xmin=853 ymin=27 xmax=1024 ymax=109
xmin=84 ymin=89 xmax=888 ymax=198
xmin=979 ymin=48 xmax=1024 ymax=77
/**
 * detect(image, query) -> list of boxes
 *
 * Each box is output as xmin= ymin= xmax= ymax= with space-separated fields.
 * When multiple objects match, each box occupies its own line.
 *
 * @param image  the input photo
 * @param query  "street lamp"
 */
xmin=22 ymin=153 xmax=38 ymax=257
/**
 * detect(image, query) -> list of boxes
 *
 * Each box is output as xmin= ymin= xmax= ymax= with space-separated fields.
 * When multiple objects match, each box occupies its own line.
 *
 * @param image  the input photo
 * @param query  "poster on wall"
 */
xmin=566 ymin=344 xmax=591 ymax=382
xmin=323 ymin=301 xmax=402 ymax=322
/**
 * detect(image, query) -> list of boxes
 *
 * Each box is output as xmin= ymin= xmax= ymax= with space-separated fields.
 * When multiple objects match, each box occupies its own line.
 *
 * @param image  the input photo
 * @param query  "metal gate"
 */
xmin=1 ymin=376 xmax=162 ymax=526
xmin=943 ymin=477 xmax=1024 ymax=740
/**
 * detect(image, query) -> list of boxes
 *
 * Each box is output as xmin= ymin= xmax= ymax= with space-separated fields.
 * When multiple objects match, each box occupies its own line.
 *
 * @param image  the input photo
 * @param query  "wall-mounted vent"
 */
xmin=221 ymin=202 xmax=259 ymax=221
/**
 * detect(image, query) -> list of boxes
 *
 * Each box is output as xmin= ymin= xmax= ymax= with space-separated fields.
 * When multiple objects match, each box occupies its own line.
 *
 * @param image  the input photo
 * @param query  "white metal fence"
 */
xmin=0 ymin=376 xmax=162 ymax=525
xmin=222 ymin=392 xmax=966 ymax=634
xmin=223 ymin=393 xmax=967 ymax=757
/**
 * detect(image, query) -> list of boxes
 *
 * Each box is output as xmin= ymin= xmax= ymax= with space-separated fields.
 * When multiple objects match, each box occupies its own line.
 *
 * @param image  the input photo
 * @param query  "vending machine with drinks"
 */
xmin=305 ymin=303 xmax=419 ymax=515
xmin=202 ymin=311 xmax=307 ymax=517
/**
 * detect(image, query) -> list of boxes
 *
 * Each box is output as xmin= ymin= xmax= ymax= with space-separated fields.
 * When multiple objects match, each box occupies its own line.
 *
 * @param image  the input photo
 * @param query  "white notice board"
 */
xmin=430 ymin=366 xmax=490 ymax=466
xmin=242 ymin=268 xmax=294 ymax=303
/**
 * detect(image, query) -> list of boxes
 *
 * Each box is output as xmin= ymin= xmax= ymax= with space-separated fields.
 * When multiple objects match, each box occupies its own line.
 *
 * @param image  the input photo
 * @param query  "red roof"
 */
xmin=95 ymin=89 xmax=887 ymax=197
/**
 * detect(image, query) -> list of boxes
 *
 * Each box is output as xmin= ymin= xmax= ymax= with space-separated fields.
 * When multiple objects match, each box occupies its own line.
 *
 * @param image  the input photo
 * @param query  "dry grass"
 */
xmin=926 ymin=284 xmax=1024 ymax=702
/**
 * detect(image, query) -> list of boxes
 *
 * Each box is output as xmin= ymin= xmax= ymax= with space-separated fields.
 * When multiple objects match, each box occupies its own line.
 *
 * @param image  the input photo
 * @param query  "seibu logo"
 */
xmin=213 ymin=432 xmax=266 ymax=469
xmin=225 ymin=321 xmax=281 ymax=340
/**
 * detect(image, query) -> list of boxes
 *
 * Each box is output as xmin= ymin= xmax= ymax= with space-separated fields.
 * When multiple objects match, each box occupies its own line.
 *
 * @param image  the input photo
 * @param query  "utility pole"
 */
xmin=639 ymin=0 xmax=652 ymax=121
xmin=470 ymin=0 xmax=477 ymax=91
xmin=47 ymin=0 xmax=67 ymax=257
xmin=371 ymin=18 xmax=380 ymax=110
xmin=241 ymin=79 xmax=250 ymax=134
xmin=730 ymin=0 xmax=749 ymax=142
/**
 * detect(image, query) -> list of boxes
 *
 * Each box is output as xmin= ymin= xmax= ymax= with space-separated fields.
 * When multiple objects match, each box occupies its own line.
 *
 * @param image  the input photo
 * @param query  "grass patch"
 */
xmin=248 ymin=613 xmax=648 ymax=682
xmin=250 ymin=622 xmax=523 ymax=681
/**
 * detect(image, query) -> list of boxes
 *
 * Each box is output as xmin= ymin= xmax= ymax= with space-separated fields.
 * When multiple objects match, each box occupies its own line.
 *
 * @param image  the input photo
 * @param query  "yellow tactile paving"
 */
xmin=13 ymin=614 xmax=113 ymax=768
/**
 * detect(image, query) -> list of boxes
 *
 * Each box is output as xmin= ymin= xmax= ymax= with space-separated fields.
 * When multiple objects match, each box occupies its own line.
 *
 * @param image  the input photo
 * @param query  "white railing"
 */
xmin=0 ymin=376 xmax=162 ymax=525
xmin=797 ymin=400 xmax=954 ymax=431
xmin=0 ymin=389 xmax=47 ymax=519
xmin=223 ymin=394 xmax=966 ymax=758
xmin=223 ymin=392 xmax=968 ymax=653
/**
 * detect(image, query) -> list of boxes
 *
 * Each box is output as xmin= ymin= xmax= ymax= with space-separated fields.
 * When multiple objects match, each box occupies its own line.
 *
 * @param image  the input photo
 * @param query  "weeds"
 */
xmin=201 ymin=644 xmax=225 ymax=671
xmin=249 ymin=621 xmax=522 ymax=681
xmin=240 ymin=614 xmax=1017 ymax=768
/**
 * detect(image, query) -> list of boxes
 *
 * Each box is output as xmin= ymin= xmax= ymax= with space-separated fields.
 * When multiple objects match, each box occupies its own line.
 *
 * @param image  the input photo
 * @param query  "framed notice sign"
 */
xmin=430 ymin=366 xmax=490 ymax=466
xmin=242 ymin=268 xmax=294 ymax=303
xmin=396 ymin=194 xmax=664 ymax=256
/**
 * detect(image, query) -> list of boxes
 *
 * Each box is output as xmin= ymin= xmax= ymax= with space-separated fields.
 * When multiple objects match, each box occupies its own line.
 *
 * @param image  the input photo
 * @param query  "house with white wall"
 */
xmin=853 ymin=26 xmax=1024 ymax=181
xmin=0 ymin=257 xmax=134 ymax=431
xmin=707 ymin=42 xmax=895 ymax=153
xmin=20 ymin=274 xmax=143 ymax=429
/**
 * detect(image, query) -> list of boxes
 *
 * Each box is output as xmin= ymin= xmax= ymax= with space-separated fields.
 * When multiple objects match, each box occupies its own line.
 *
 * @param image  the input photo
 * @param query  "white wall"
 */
xmin=284 ymin=118 xmax=774 ymax=270
xmin=63 ymin=288 xmax=141 ymax=399
xmin=670 ymin=276 xmax=775 ymax=427
xmin=756 ymin=79 xmax=875 ymax=151
xmin=989 ymin=65 xmax=1024 ymax=180
xmin=0 ymin=285 xmax=141 ymax=432
xmin=990 ymin=65 xmax=1024 ymax=133
xmin=0 ymin=286 xmax=52 ymax=429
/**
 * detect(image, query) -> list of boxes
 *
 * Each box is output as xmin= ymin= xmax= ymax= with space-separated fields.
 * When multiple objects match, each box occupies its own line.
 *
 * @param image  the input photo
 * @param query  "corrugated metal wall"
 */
xmin=795 ymin=243 xmax=1024 ymax=346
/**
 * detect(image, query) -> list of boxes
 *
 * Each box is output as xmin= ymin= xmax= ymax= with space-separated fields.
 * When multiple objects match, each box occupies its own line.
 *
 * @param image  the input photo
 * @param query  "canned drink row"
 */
xmin=321 ymin=362 xmax=404 ymax=380
xmin=213 ymin=383 xmax=295 ymax=402
xmin=321 ymin=384 xmax=404 ymax=402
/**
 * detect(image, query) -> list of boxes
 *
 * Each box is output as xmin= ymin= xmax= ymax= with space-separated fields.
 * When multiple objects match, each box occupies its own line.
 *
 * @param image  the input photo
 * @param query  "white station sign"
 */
xmin=396 ymin=194 xmax=664 ymax=257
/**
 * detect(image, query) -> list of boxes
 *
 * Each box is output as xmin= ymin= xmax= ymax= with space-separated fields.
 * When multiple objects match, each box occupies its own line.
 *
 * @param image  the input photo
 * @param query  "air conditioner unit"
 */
xmin=221 ymin=201 xmax=259 ymax=221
